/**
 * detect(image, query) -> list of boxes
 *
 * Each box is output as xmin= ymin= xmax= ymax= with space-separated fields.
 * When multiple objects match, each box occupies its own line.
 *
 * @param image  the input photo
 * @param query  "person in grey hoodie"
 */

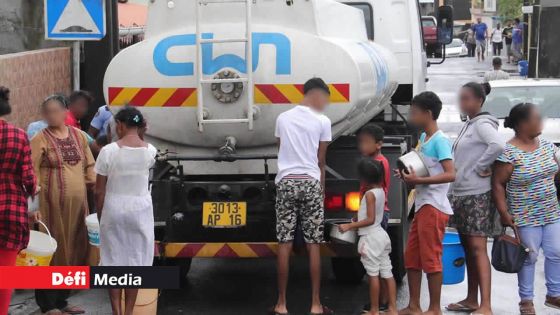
xmin=446 ymin=82 xmax=505 ymax=315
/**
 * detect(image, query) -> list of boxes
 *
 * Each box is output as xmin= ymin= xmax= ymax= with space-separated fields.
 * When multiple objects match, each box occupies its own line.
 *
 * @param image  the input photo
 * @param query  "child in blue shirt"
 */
xmin=397 ymin=92 xmax=456 ymax=315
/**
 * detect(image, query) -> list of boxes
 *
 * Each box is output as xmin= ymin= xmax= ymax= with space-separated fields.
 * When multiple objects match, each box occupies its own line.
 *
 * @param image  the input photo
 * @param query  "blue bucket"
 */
xmin=518 ymin=60 xmax=529 ymax=77
xmin=442 ymin=231 xmax=465 ymax=285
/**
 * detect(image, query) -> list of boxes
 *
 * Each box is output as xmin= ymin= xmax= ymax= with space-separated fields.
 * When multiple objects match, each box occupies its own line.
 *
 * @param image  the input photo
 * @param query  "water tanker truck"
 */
xmin=103 ymin=0 xmax=452 ymax=283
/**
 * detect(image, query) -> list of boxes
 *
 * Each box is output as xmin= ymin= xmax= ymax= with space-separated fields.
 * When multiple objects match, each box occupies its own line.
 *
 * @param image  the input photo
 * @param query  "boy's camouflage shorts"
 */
xmin=275 ymin=178 xmax=325 ymax=243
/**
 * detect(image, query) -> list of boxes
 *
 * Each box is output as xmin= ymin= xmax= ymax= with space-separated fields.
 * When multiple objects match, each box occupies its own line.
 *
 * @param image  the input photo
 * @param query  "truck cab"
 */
xmin=342 ymin=0 xmax=427 ymax=103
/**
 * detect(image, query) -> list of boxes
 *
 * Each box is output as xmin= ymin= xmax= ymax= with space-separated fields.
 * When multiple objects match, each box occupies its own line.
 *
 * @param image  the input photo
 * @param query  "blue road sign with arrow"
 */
xmin=45 ymin=0 xmax=106 ymax=40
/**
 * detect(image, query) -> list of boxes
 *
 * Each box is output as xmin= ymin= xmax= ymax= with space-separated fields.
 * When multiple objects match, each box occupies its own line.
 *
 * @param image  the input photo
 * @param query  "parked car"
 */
xmin=421 ymin=16 xmax=437 ymax=44
xmin=445 ymin=38 xmax=468 ymax=58
xmin=438 ymin=79 xmax=560 ymax=144
xmin=422 ymin=16 xmax=439 ymax=57
xmin=485 ymin=79 xmax=560 ymax=144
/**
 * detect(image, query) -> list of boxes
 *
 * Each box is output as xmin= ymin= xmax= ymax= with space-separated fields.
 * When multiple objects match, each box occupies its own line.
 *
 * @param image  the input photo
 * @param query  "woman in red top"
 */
xmin=0 ymin=86 xmax=37 ymax=315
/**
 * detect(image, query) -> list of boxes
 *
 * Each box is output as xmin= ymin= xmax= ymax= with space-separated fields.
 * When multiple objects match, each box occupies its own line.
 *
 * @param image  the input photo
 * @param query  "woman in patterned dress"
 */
xmin=493 ymin=103 xmax=560 ymax=315
xmin=30 ymin=95 xmax=95 ymax=315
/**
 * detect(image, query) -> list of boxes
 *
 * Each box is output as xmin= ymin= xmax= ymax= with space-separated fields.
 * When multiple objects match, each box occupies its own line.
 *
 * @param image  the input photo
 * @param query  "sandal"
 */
xmin=61 ymin=305 xmax=85 ymax=314
xmin=446 ymin=302 xmax=477 ymax=313
xmin=545 ymin=295 xmax=560 ymax=310
xmin=268 ymin=306 xmax=290 ymax=315
xmin=44 ymin=309 xmax=68 ymax=315
xmin=310 ymin=305 xmax=334 ymax=315
xmin=519 ymin=300 xmax=536 ymax=315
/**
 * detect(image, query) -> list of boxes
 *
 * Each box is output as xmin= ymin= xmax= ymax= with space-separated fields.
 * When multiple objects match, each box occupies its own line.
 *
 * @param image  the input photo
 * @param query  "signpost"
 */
xmin=45 ymin=0 xmax=106 ymax=89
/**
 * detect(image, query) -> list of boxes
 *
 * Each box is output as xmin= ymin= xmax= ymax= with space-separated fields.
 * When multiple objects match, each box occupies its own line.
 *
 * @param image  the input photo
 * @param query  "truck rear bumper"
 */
xmin=155 ymin=241 xmax=359 ymax=258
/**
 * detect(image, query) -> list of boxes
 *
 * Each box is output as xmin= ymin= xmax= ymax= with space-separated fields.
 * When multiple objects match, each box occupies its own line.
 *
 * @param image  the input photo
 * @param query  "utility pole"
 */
xmin=82 ymin=0 xmax=119 ymax=111
xmin=527 ymin=0 xmax=540 ymax=77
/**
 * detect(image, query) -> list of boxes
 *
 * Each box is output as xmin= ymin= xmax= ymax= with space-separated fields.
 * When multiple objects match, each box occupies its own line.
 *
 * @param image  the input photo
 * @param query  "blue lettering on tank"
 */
xmin=153 ymin=34 xmax=196 ymax=76
xmin=358 ymin=42 xmax=388 ymax=93
xmin=153 ymin=33 xmax=291 ymax=76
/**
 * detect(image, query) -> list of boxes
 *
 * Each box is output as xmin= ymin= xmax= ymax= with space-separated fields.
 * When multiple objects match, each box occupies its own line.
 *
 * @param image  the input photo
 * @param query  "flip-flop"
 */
xmin=61 ymin=305 xmax=85 ymax=315
xmin=310 ymin=305 xmax=334 ymax=315
xmin=446 ymin=302 xmax=477 ymax=312
xmin=268 ymin=306 xmax=290 ymax=315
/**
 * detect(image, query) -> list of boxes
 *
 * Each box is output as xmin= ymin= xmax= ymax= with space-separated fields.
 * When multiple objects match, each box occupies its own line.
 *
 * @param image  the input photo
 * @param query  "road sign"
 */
xmin=45 ymin=0 xmax=106 ymax=40
xmin=522 ymin=6 xmax=534 ymax=14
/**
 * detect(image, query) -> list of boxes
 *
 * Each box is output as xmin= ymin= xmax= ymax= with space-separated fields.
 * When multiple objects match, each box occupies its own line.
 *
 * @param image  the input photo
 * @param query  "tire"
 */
xmin=331 ymin=257 xmax=366 ymax=284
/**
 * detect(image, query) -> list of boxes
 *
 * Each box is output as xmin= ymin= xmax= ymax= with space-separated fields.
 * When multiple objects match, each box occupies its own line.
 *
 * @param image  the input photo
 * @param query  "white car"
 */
xmin=485 ymin=79 xmax=560 ymax=144
xmin=445 ymin=38 xmax=468 ymax=58
xmin=438 ymin=79 xmax=560 ymax=144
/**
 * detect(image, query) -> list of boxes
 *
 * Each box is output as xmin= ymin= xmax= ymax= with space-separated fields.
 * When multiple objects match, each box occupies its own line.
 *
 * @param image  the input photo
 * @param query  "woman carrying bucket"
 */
xmin=95 ymin=107 xmax=156 ymax=315
xmin=446 ymin=83 xmax=504 ymax=315
xmin=31 ymin=95 xmax=95 ymax=315
xmin=0 ymin=86 xmax=37 ymax=315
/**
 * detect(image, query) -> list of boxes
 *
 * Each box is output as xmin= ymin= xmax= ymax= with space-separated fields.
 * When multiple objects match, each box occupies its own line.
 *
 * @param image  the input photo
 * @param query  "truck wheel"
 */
xmin=331 ymin=257 xmax=365 ymax=284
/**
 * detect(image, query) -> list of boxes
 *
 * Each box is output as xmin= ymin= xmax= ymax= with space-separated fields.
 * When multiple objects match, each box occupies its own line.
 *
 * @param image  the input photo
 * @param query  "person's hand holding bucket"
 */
xmin=16 ymin=220 xmax=57 ymax=266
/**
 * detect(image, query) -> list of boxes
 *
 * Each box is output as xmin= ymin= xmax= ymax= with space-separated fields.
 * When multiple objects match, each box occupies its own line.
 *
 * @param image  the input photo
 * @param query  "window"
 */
xmin=422 ymin=19 xmax=436 ymax=27
xmin=345 ymin=3 xmax=374 ymax=40
xmin=486 ymin=86 xmax=560 ymax=118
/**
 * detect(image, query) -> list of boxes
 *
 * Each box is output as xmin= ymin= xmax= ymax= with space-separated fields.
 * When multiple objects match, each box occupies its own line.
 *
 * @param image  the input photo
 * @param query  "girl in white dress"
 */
xmin=94 ymin=107 xmax=156 ymax=315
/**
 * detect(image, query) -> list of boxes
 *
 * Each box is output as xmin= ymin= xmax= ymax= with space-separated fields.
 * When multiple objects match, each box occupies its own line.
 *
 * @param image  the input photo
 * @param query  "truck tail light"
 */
xmin=345 ymin=192 xmax=361 ymax=212
xmin=325 ymin=193 xmax=344 ymax=211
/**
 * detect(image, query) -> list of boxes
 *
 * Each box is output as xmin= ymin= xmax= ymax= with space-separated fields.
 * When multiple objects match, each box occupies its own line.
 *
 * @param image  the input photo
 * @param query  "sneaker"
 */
xmin=545 ymin=296 xmax=560 ymax=310
xmin=361 ymin=303 xmax=388 ymax=313
xmin=379 ymin=303 xmax=388 ymax=312
xmin=361 ymin=303 xmax=370 ymax=314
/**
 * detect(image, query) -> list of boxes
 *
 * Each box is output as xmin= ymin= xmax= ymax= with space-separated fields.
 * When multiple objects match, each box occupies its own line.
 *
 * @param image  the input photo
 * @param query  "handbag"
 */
xmin=491 ymin=226 xmax=530 ymax=273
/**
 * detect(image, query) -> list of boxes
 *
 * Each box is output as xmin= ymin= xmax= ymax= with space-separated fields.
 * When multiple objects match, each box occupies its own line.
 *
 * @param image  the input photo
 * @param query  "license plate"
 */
xmin=202 ymin=202 xmax=247 ymax=228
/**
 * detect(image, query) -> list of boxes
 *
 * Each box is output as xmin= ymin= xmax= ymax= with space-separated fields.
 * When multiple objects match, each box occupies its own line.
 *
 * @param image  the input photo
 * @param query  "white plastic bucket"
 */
xmin=16 ymin=221 xmax=57 ymax=266
xmin=86 ymin=214 xmax=100 ymax=246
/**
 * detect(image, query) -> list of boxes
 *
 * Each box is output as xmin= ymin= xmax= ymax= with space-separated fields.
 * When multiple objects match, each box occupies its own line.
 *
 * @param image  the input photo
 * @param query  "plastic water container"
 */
xmin=86 ymin=214 xmax=100 ymax=246
xmin=518 ymin=60 xmax=529 ymax=77
xmin=442 ymin=231 xmax=466 ymax=285
xmin=16 ymin=221 xmax=57 ymax=266
xmin=121 ymin=289 xmax=158 ymax=315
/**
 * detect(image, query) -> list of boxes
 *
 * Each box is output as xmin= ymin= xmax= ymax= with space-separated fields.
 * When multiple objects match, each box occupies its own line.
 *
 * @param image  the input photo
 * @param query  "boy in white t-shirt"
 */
xmin=339 ymin=159 xmax=398 ymax=315
xmin=272 ymin=78 xmax=333 ymax=315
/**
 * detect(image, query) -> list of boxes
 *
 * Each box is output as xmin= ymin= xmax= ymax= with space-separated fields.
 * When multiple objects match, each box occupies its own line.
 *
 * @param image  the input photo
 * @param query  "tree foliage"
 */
xmin=498 ymin=0 xmax=523 ymax=20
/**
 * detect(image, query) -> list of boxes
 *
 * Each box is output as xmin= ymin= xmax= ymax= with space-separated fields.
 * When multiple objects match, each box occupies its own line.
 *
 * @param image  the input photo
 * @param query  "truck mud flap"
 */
xmin=155 ymin=242 xmax=358 ymax=258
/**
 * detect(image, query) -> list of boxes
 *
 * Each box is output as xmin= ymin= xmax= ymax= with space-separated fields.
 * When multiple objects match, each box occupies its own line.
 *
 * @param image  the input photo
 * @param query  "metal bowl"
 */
xmin=397 ymin=150 xmax=429 ymax=178
xmin=326 ymin=219 xmax=357 ymax=244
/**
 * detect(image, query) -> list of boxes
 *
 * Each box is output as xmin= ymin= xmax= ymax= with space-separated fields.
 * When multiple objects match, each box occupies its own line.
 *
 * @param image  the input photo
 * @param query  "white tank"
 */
xmin=103 ymin=0 xmax=398 ymax=173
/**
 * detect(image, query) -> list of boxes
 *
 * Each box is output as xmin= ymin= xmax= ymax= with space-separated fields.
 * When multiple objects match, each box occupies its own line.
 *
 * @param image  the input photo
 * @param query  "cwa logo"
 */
xmin=52 ymin=271 xmax=88 ymax=287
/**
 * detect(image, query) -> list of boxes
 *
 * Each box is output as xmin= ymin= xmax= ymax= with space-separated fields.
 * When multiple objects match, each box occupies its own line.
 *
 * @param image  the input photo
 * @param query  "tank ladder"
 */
xmin=195 ymin=0 xmax=254 ymax=132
